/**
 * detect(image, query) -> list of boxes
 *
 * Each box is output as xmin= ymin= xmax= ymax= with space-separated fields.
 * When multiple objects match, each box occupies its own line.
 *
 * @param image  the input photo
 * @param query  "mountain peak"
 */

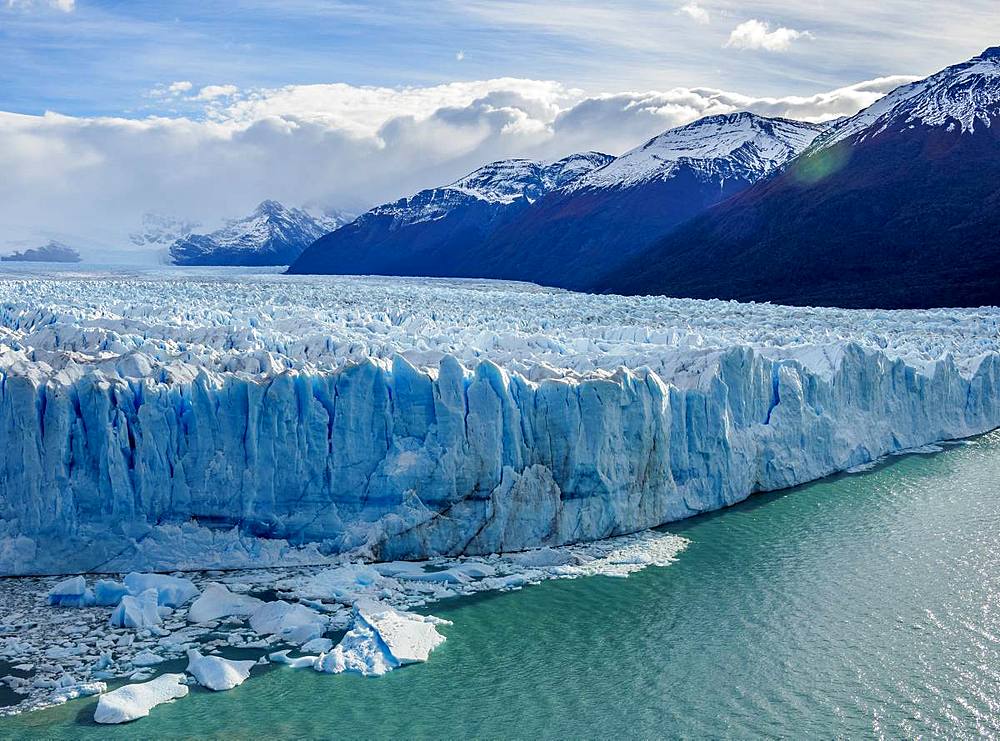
xmin=171 ymin=201 xmax=348 ymax=266
xmin=815 ymin=47 xmax=1000 ymax=148
xmin=254 ymin=199 xmax=288 ymax=217
xmin=567 ymin=113 xmax=823 ymax=192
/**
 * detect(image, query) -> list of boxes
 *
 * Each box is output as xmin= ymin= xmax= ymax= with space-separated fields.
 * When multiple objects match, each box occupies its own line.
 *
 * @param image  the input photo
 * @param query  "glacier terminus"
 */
xmin=0 ymin=267 xmax=998 ymax=576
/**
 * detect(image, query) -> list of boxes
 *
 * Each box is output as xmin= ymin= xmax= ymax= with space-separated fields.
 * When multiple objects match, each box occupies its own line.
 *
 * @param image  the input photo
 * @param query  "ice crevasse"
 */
xmin=0 ymin=271 xmax=999 ymax=574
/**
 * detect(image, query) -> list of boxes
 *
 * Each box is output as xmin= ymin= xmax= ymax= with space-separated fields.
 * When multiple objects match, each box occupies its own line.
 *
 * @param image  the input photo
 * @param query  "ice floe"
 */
xmin=93 ymin=673 xmax=188 ymax=724
xmin=185 ymin=650 xmax=255 ymax=691
xmin=188 ymin=583 xmax=263 ymax=624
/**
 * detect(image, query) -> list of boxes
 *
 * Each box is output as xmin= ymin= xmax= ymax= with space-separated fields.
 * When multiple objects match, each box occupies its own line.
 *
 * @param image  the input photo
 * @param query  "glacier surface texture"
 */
xmin=1 ymin=268 xmax=999 ymax=574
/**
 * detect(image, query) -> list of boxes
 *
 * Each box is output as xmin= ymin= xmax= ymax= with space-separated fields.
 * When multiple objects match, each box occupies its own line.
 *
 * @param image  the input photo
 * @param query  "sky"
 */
xmin=1 ymin=0 xmax=999 ymax=254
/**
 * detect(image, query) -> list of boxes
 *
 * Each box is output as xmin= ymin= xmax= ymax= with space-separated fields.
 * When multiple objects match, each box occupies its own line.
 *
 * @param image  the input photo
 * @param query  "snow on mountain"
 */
xmin=453 ymin=113 xmax=824 ymax=291
xmin=816 ymin=46 xmax=1000 ymax=148
xmin=1 ymin=269 xmax=999 ymax=574
xmin=287 ymin=153 xmax=612 ymax=276
xmin=171 ymin=200 xmax=350 ymax=266
xmin=566 ymin=112 xmax=825 ymax=192
xmin=373 ymin=152 xmax=614 ymax=227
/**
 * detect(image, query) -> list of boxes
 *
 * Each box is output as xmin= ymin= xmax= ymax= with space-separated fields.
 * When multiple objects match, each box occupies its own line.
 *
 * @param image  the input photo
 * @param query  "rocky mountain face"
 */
xmin=596 ymin=48 xmax=1000 ymax=309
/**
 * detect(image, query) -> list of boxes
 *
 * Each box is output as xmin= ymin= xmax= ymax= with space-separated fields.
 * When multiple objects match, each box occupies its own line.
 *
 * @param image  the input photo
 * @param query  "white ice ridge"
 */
xmin=0 ymin=268 xmax=999 ymax=574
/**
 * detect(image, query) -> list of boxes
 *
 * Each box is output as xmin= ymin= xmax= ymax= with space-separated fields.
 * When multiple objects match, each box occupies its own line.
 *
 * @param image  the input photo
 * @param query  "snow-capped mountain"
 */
xmin=287 ymin=152 xmax=613 ymax=276
xmin=465 ymin=113 xmax=824 ymax=290
xmin=288 ymin=115 xmax=822 ymax=285
xmin=815 ymin=46 xmax=1000 ymax=148
xmin=566 ymin=112 xmax=823 ymax=191
xmin=596 ymin=47 xmax=1000 ymax=309
xmin=171 ymin=200 xmax=350 ymax=266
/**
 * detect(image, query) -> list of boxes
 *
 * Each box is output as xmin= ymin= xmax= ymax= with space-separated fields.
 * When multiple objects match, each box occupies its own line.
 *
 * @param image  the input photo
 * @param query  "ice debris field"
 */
xmin=0 ymin=530 xmax=687 ymax=719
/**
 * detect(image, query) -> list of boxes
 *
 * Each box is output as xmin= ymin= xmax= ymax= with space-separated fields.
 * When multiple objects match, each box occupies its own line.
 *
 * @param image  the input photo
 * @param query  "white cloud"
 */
xmin=5 ymin=0 xmax=75 ymax=10
xmin=678 ymin=3 xmax=709 ymax=25
xmin=726 ymin=19 xmax=813 ymax=52
xmin=0 ymin=73 xmax=912 ymax=255
xmin=456 ymin=50 xmax=466 ymax=61
xmin=168 ymin=81 xmax=194 ymax=95
xmin=195 ymin=84 xmax=240 ymax=101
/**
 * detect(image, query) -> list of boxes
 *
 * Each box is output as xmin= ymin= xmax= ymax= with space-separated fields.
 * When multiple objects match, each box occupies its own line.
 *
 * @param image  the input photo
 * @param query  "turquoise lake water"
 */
xmin=4 ymin=432 xmax=1000 ymax=739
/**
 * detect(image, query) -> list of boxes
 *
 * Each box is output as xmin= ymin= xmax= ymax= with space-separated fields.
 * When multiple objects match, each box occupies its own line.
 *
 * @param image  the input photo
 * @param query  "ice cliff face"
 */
xmin=1 ymin=270 xmax=999 ymax=574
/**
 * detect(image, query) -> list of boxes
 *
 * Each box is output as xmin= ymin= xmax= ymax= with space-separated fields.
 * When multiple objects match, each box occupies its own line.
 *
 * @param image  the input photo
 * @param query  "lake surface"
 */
xmin=5 ymin=432 xmax=1000 ymax=739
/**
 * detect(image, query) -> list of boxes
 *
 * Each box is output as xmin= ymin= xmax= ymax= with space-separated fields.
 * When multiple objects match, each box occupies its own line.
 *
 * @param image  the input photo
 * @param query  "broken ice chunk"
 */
xmin=248 ymin=600 xmax=326 ymax=645
xmin=47 ymin=576 xmax=94 ymax=608
xmin=93 ymin=673 xmax=189 ymax=724
xmin=109 ymin=588 xmax=161 ymax=629
xmin=93 ymin=579 xmax=129 ymax=606
xmin=124 ymin=573 xmax=200 ymax=608
xmin=185 ymin=650 xmax=255 ymax=691
xmin=187 ymin=583 xmax=263 ymax=624
xmin=314 ymin=600 xmax=449 ymax=676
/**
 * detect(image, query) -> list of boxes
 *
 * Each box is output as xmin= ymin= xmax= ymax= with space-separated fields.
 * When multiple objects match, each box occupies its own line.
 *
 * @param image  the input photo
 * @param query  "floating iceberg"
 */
xmin=0 ymin=270 xmax=998 ymax=575
xmin=93 ymin=673 xmax=189 ymax=724
xmin=109 ymin=589 xmax=161 ymax=629
xmin=46 ymin=576 xmax=93 ymax=607
xmin=315 ymin=600 xmax=450 ymax=676
xmin=188 ymin=583 xmax=263 ymax=623
xmin=123 ymin=573 xmax=199 ymax=608
xmin=93 ymin=579 xmax=128 ymax=606
xmin=248 ymin=600 xmax=327 ymax=644
xmin=185 ymin=649 xmax=255 ymax=691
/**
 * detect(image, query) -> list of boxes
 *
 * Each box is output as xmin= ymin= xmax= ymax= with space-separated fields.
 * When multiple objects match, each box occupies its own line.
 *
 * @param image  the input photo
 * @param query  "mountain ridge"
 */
xmin=594 ymin=47 xmax=1000 ymax=309
xmin=171 ymin=200 xmax=350 ymax=266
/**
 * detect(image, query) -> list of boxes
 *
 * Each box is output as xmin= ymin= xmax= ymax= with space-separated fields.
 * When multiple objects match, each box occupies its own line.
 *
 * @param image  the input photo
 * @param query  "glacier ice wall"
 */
xmin=1 ymin=270 xmax=999 ymax=574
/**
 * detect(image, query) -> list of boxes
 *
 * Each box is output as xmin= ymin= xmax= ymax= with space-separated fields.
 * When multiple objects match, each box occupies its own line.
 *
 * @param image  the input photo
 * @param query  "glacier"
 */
xmin=1 ymin=267 xmax=999 ymax=575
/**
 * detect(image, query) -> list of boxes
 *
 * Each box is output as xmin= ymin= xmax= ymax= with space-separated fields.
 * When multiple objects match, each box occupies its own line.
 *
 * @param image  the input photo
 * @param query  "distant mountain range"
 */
xmin=1 ymin=241 xmax=81 ymax=263
xmin=170 ymin=201 xmax=351 ymax=266
xmin=595 ymin=46 xmax=1000 ymax=308
xmin=290 ymin=48 xmax=1000 ymax=309
xmin=287 ymin=153 xmax=614 ymax=277
xmin=287 ymin=117 xmax=824 ymax=286
xmin=468 ymin=114 xmax=825 ymax=290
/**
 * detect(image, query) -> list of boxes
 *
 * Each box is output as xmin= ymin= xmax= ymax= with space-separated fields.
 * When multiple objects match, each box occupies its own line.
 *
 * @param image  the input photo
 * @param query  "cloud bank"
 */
xmin=0 ymin=74 xmax=916 ymax=255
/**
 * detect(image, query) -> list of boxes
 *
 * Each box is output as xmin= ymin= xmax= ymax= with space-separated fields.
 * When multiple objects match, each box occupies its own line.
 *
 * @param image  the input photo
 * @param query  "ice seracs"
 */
xmin=93 ymin=673 xmax=189 ymax=724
